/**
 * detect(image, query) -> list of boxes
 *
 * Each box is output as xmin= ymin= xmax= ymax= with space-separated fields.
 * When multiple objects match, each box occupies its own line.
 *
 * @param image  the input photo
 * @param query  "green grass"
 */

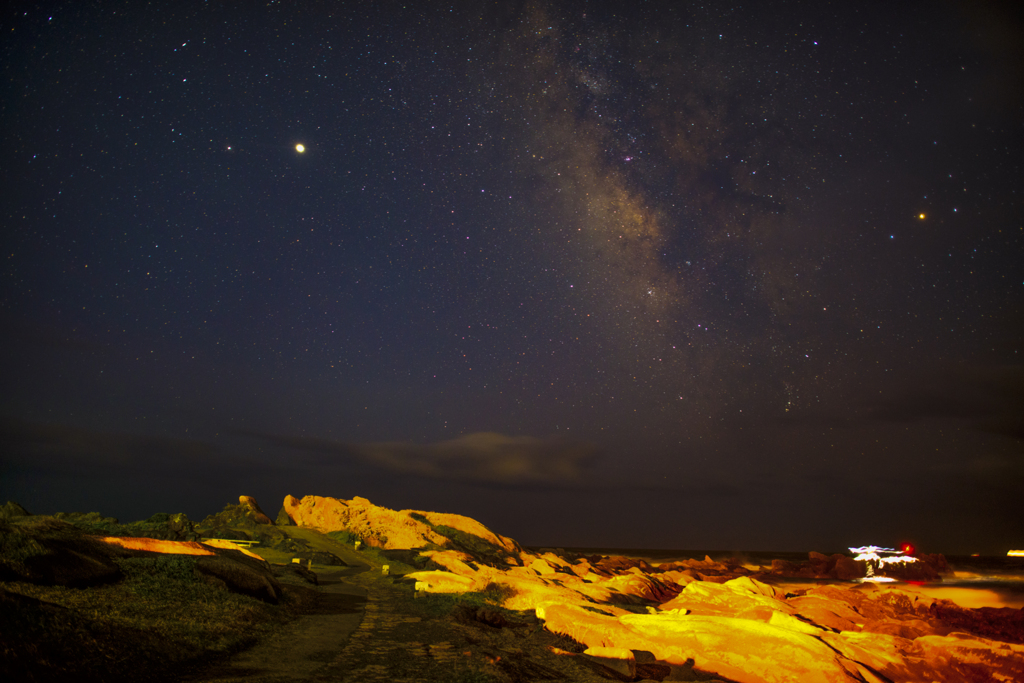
xmin=415 ymin=581 xmax=520 ymax=618
xmin=327 ymin=529 xmax=362 ymax=546
xmin=1 ymin=553 xmax=288 ymax=681
xmin=0 ymin=521 xmax=47 ymax=565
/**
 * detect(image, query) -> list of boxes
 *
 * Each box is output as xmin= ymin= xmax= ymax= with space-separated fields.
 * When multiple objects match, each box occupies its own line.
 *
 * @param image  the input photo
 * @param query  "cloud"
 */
xmin=243 ymin=430 xmax=600 ymax=486
xmin=862 ymin=365 xmax=1024 ymax=441
xmin=0 ymin=417 xmax=243 ymax=479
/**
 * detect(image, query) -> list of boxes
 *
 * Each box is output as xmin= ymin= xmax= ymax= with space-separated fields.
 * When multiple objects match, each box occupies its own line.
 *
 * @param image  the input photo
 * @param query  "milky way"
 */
xmin=1 ymin=1 xmax=1020 ymax=552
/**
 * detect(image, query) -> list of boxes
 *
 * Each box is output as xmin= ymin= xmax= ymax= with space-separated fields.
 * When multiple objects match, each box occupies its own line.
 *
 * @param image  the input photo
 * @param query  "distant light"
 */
xmin=918 ymin=213 xmax=925 ymax=220
xmin=295 ymin=144 xmax=306 ymax=153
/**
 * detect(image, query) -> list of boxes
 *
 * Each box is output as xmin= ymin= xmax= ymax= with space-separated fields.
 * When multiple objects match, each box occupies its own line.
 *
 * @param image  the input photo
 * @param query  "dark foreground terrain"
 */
xmin=1 ymin=500 xmax=666 ymax=682
xmin=4 ymin=496 xmax=1024 ymax=682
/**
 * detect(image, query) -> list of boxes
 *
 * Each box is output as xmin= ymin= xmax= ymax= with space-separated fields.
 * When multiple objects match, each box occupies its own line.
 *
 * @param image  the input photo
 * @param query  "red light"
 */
xmin=901 ymin=543 xmax=915 ymax=556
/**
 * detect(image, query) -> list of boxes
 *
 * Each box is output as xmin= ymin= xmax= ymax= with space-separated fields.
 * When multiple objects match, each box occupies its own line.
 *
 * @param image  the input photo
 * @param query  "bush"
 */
xmin=327 ymin=529 xmax=361 ymax=546
xmin=416 ymin=582 xmax=519 ymax=618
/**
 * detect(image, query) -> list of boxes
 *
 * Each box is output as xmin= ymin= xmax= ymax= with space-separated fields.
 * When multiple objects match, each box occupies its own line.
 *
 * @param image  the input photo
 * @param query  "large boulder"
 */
xmin=238 ymin=495 xmax=274 ymax=525
xmin=194 ymin=555 xmax=281 ymax=603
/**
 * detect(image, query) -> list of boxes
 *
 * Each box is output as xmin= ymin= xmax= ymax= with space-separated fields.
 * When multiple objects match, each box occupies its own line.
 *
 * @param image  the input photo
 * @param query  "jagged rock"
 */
xmin=821 ymin=630 xmax=1024 ymax=682
xmin=660 ymin=576 xmax=792 ymax=622
xmin=539 ymin=603 xmax=868 ymax=683
xmin=834 ymin=556 xmax=865 ymax=580
xmin=928 ymin=601 xmax=1024 ymax=644
xmin=875 ymin=556 xmax=942 ymax=582
xmin=238 ymin=495 xmax=274 ymax=525
xmin=0 ymin=501 xmax=31 ymax=519
xmin=197 ymin=498 xmax=284 ymax=540
xmin=275 ymin=505 xmax=295 ymax=526
xmin=280 ymin=494 xmax=520 ymax=557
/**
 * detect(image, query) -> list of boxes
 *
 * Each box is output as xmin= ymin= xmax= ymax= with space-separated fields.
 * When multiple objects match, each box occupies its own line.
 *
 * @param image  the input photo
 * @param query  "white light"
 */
xmin=295 ymin=144 xmax=305 ymax=153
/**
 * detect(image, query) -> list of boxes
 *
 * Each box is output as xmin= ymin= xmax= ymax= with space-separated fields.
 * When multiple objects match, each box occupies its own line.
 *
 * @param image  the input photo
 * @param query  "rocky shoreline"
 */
xmin=3 ymin=495 xmax=1023 ymax=682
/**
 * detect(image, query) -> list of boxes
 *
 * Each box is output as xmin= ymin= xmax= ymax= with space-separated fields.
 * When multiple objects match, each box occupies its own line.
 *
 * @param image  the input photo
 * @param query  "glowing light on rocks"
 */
xmin=849 ymin=545 xmax=919 ymax=582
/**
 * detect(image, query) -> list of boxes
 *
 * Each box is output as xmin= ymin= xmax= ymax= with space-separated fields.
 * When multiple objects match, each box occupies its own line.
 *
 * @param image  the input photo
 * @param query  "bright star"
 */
xmin=295 ymin=144 xmax=305 ymax=153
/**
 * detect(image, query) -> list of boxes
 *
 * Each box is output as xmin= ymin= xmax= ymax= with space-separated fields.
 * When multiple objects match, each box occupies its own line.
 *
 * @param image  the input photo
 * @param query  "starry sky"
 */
xmin=2 ymin=1 xmax=1022 ymax=554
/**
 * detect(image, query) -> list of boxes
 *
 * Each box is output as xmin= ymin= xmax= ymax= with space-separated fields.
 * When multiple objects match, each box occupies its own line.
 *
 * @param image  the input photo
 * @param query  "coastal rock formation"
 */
xmin=6 ymin=496 xmax=1019 ymax=682
xmin=769 ymin=550 xmax=949 ymax=582
xmin=0 ymin=501 xmax=31 ymax=520
xmin=238 ymin=495 xmax=274 ymax=525
xmin=280 ymin=494 xmax=520 ymax=555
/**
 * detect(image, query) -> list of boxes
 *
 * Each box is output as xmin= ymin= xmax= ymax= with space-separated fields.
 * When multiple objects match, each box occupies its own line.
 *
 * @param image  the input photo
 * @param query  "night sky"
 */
xmin=2 ymin=1 xmax=1021 ymax=555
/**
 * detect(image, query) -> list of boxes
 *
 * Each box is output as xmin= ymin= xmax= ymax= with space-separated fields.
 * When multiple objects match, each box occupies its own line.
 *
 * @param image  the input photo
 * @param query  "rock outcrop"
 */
xmin=532 ymin=576 xmax=1024 ymax=683
xmin=238 ymin=495 xmax=274 ymax=525
xmin=768 ymin=550 xmax=949 ymax=582
xmin=9 ymin=495 xmax=1016 ymax=682
xmin=0 ymin=501 xmax=31 ymax=520
xmin=280 ymin=494 xmax=520 ymax=558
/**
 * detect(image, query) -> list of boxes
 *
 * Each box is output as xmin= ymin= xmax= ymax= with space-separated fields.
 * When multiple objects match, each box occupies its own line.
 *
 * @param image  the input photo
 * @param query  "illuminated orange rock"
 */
xmin=238 ymin=495 xmax=274 ymax=525
xmin=201 ymin=538 xmax=266 ymax=561
xmin=529 ymin=557 xmax=558 ymax=575
xmin=659 ymin=576 xmax=792 ymax=621
xmin=600 ymin=569 xmax=682 ymax=604
xmin=538 ymin=603 xmax=867 ymax=683
xmin=421 ymin=549 xmax=478 ymax=576
xmin=786 ymin=593 xmax=864 ymax=632
xmin=412 ymin=570 xmax=477 ymax=593
xmin=418 ymin=510 xmax=520 ymax=554
xmin=583 ymin=646 xmax=636 ymax=678
xmin=100 ymin=536 xmax=214 ymax=556
xmin=280 ymin=494 xmax=518 ymax=552
xmin=821 ymin=630 xmax=1024 ymax=683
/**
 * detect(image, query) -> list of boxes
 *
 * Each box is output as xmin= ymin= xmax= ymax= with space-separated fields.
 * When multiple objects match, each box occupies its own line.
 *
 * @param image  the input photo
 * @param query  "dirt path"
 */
xmin=184 ymin=565 xmax=369 ymax=683
xmin=183 ymin=529 xmax=380 ymax=683
xmin=184 ymin=530 xmax=622 ymax=682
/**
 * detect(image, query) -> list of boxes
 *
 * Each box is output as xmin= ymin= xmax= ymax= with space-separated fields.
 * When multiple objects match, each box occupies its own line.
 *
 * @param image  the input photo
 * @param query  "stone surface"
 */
xmin=238 ymin=495 xmax=274 ymax=525
xmin=583 ymin=646 xmax=636 ymax=678
xmin=281 ymin=494 xmax=519 ymax=555
xmin=275 ymin=505 xmax=295 ymax=526
xmin=195 ymin=555 xmax=282 ymax=603
xmin=539 ymin=603 xmax=866 ymax=682
xmin=0 ymin=501 xmax=31 ymax=519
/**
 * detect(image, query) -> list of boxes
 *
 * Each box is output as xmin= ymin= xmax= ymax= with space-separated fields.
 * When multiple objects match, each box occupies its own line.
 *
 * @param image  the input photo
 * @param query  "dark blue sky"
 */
xmin=2 ymin=0 xmax=1021 ymax=554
